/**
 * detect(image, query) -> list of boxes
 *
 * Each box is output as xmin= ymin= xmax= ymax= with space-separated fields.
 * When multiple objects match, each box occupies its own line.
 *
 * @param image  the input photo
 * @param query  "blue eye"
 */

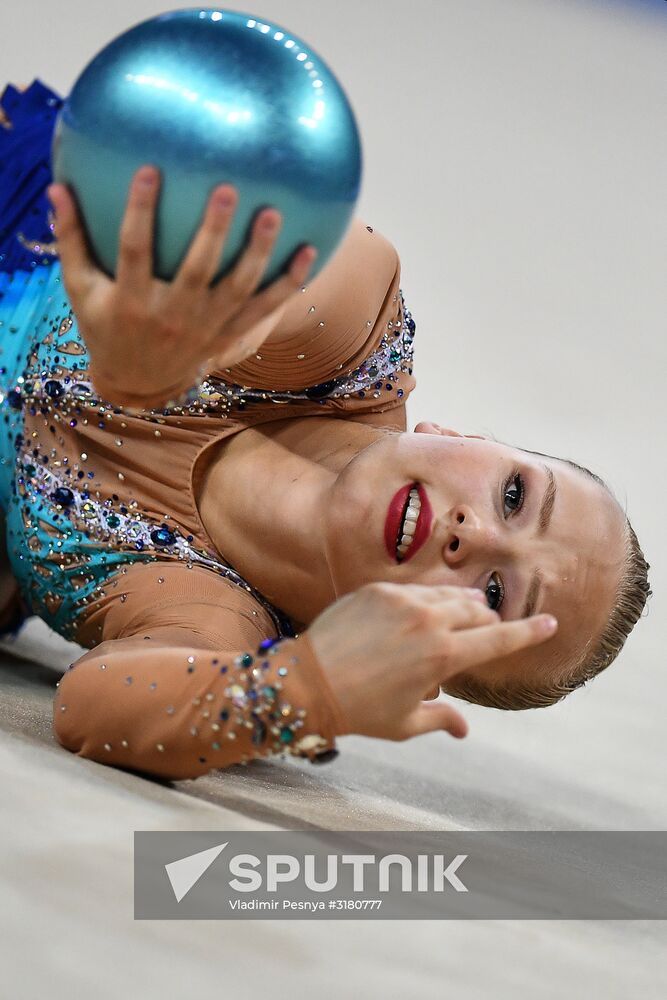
xmin=486 ymin=573 xmax=505 ymax=611
xmin=503 ymin=472 xmax=525 ymax=517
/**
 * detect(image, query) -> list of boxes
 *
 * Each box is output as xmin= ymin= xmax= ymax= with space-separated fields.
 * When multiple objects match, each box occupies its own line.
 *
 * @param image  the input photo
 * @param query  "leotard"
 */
xmin=0 ymin=81 xmax=417 ymax=778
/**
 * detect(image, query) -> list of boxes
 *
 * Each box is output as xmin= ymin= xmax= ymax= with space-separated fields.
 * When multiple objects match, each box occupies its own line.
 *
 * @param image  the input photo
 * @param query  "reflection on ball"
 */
xmin=52 ymin=8 xmax=362 ymax=285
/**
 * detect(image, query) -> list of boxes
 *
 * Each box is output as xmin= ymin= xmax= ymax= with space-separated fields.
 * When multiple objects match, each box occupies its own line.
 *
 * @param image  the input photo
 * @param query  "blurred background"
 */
xmin=1 ymin=0 xmax=665 ymax=997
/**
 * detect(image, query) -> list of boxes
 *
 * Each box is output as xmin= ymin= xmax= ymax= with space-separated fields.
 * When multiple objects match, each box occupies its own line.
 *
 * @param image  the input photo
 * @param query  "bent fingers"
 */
xmin=397 ymin=701 xmax=469 ymax=741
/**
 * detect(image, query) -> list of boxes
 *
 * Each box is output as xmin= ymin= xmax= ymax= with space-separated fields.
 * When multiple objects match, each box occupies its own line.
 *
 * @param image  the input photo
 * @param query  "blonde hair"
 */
xmin=444 ymin=455 xmax=651 ymax=711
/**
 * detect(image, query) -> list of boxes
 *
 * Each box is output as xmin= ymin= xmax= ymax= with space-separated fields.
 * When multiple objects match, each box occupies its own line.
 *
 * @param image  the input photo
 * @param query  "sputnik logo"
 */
xmin=165 ymin=841 xmax=228 ymax=902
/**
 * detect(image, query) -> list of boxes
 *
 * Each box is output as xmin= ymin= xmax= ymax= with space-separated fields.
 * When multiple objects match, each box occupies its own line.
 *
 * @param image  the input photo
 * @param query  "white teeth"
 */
xmin=396 ymin=486 xmax=422 ymax=560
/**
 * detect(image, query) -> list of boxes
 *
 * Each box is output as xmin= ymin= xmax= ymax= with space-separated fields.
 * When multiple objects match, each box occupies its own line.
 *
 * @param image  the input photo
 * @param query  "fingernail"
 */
xmin=300 ymin=247 xmax=317 ymax=270
xmin=215 ymin=190 xmax=235 ymax=210
xmin=540 ymin=615 xmax=558 ymax=633
xmin=261 ymin=213 xmax=279 ymax=232
xmin=137 ymin=168 xmax=156 ymax=188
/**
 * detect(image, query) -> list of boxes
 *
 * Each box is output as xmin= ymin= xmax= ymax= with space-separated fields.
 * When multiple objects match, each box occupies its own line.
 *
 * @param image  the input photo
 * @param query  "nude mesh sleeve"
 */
xmin=53 ymin=561 xmax=347 ymax=780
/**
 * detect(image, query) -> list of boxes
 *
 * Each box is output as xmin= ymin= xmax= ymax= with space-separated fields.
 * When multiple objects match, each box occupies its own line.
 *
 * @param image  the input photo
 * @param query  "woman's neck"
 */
xmin=197 ymin=417 xmax=387 ymax=625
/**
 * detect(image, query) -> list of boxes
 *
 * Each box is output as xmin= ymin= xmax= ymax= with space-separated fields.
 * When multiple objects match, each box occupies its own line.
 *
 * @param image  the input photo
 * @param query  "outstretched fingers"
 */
xmin=438 ymin=595 xmax=500 ymax=631
xmin=115 ymin=165 xmax=161 ymax=295
xmin=214 ymin=243 xmax=317 ymax=342
xmin=443 ymin=614 xmax=558 ymax=678
xmin=47 ymin=183 xmax=97 ymax=300
xmin=205 ymin=205 xmax=283 ymax=317
xmin=171 ymin=184 xmax=238 ymax=298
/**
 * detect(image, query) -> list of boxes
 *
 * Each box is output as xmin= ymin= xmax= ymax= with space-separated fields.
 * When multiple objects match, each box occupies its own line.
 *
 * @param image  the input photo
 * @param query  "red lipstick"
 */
xmin=384 ymin=483 xmax=412 ymax=561
xmin=384 ymin=483 xmax=434 ymax=564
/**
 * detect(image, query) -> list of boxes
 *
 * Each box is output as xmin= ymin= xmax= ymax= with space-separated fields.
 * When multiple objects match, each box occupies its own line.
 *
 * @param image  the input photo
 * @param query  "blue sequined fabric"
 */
xmin=1 ymin=80 xmax=63 ymax=509
xmin=0 ymin=80 xmax=62 ymax=274
xmin=0 ymin=81 xmax=62 ymax=638
xmin=0 ymin=81 xmax=416 ymax=646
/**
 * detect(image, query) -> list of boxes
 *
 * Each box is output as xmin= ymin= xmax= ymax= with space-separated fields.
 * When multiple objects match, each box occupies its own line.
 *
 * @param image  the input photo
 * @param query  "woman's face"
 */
xmin=323 ymin=423 xmax=626 ymax=690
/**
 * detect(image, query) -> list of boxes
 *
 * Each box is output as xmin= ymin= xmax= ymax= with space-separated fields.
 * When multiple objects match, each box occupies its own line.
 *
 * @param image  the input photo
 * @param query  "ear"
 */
xmin=413 ymin=422 xmax=487 ymax=442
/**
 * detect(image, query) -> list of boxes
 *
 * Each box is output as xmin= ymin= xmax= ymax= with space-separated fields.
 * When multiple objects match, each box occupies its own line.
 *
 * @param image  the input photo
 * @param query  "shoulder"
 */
xmin=270 ymin=217 xmax=400 ymax=344
xmin=221 ymin=215 xmax=411 ymax=396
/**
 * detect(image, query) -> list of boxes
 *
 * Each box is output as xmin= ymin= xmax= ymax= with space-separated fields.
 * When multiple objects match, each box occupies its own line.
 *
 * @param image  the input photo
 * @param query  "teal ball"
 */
xmin=51 ymin=8 xmax=363 ymax=286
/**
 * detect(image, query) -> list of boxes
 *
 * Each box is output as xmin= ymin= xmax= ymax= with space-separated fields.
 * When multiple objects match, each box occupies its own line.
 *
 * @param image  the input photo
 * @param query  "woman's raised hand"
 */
xmin=307 ymin=583 xmax=558 ymax=742
xmin=47 ymin=165 xmax=317 ymax=408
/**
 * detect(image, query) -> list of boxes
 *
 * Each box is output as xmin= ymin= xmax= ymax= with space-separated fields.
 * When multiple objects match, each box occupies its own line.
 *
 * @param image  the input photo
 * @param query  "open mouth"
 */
xmin=384 ymin=483 xmax=433 ymax=564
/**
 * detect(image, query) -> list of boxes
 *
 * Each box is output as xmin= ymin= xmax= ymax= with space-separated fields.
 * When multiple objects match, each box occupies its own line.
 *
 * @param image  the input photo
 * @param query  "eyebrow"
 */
xmin=521 ymin=466 xmax=557 ymax=618
xmin=522 ymin=571 xmax=542 ymax=619
xmin=537 ymin=465 xmax=557 ymax=536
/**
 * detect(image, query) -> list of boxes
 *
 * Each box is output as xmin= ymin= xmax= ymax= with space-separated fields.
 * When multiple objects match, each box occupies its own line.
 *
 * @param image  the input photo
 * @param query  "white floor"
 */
xmin=1 ymin=613 xmax=666 ymax=999
xmin=1 ymin=0 xmax=666 ymax=996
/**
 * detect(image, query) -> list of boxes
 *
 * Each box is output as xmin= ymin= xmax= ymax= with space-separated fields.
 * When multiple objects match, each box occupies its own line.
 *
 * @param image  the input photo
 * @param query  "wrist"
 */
xmin=290 ymin=631 xmax=351 ymax=740
xmin=266 ymin=632 xmax=348 ymax=761
xmin=89 ymin=360 xmax=207 ymax=411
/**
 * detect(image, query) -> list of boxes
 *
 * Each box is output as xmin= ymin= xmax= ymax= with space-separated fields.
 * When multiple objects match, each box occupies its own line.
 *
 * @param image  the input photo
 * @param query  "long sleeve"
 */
xmin=52 ymin=561 xmax=348 ymax=780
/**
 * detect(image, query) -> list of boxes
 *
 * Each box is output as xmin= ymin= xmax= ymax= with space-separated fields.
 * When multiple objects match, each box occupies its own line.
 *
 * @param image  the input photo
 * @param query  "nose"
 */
xmin=442 ymin=504 xmax=503 ymax=566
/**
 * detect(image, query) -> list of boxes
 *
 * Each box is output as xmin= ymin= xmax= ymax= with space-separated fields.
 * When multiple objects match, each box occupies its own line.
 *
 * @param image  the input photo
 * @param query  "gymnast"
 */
xmin=0 ymin=82 xmax=650 ymax=780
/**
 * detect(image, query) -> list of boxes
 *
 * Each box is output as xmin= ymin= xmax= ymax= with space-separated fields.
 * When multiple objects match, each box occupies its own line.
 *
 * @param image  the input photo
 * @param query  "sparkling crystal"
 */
xmin=52 ymin=486 xmax=74 ymax=507
xmin=150 ymin=526 xmax=177 ymax=547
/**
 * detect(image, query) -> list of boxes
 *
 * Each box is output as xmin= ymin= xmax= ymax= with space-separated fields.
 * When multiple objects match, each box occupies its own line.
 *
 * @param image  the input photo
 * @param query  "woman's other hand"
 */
xmin=307 ymin=583 xmax=558 ymax=742
xmin=47 ymin=166 xmax=318 ymax=408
